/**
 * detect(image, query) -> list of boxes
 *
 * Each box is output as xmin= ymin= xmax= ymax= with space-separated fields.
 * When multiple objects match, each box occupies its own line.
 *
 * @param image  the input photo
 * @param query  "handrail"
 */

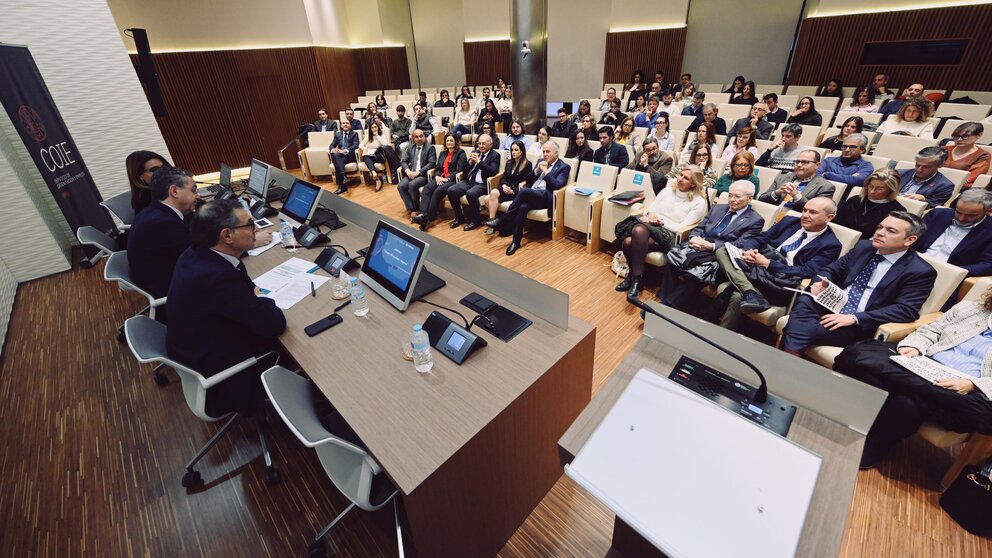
xmin=277 ymin=131 xmax=309 ymax=170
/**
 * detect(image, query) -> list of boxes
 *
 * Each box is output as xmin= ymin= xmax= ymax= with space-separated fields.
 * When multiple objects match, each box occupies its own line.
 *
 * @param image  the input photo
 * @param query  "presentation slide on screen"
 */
xmin=368 ymin=231 xmax=419 ymax=290
xmin=284 ymin=184 xmax=317 ymax=218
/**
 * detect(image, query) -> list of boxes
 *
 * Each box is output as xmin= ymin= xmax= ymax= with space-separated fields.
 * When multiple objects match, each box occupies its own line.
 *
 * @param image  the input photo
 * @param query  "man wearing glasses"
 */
xmin=728 ymin=102 xmax=773 ymax=140
xmin=898 ymin=146 xmax=955 ymax=209
xmin=758 ymin=150 xmax=836 ymax=211
xmin=821 ymin=133 xmax=874 ymax=186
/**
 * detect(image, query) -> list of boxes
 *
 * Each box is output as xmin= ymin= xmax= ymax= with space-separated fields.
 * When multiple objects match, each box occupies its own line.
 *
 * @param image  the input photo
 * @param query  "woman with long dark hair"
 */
xmin=126 ymin=150 xmax=172 ymax=214
xmin=484 ymin=140 xmax=533 ymax=235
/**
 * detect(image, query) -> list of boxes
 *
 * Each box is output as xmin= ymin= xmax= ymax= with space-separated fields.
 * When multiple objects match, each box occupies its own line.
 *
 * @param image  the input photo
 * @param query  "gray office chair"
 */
xmin=124 ymin=316 xmax=281 ymax=487
xmin=104 ymin=251 xmax=167 ymax=344
xmin=100 ymin=191 xmax=135 ymax=231
xmin=76 ymin=225 xmax=118 ymax=267
xmin=260 ymin=366 xmax=404 ymax=557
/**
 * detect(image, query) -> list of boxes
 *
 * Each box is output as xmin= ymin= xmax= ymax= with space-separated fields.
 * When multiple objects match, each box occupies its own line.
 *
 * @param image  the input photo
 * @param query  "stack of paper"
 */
xmin=254 ymin=257 xmax=329 ymax=309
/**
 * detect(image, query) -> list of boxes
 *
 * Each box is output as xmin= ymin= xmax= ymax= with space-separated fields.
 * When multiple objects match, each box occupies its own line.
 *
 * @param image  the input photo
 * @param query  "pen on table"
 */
xmin=334 ymin=300 xmax=351 ymax=313
xmin=310 ymin=281 xmax=316 ymax=297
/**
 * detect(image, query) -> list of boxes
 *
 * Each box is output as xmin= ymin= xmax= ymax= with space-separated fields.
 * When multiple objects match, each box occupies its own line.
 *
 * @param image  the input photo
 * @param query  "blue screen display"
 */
xmin=283 ymin=180 xmax=319 ymax=222
xmin=366 ymin=228 xmax=420 ymax=292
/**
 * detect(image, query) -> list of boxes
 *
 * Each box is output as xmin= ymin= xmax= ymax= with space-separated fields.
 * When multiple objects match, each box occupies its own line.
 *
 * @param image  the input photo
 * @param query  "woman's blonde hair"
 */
xmin=896 ymin=97 xmax=934 ymax=123
xmin=860 ymin=168 xmax=900 ymax=201
xmin=680 ymin=164 xmax=707 ymax=200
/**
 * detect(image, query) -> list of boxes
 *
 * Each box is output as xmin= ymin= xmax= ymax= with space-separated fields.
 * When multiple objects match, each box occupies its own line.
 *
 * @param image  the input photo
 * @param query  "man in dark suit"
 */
xmin=343 ymin=108 xmax=363 ymax=131
xmin=714 ymin=197 xmax=842 ymax=329
xmin=757 ymin=149 xmax=836 ymax=212
xmin=657 ymin=180 xmax=765 ymax=309
xmin=550 ymin=107 xmax=576 ymax=138
xmin=595 ymin=127 xmax=629 ymax=169
xmin=329 ymin=119 xmax=360 ymax=194
xmin=127 ymin=166 xmax=198 ymax=310
xmin=312 ymin=108 xmax=338 ymax=133
xmin=727 ymin=102 xmax=774 ymax=140
xmin=167 ymin=199 xmax=286 ymax=417
xmin=915 ymin=188 xmax=992 ymax=277
xmin=781 ymin=211 xmax=937 ymax=355
xmin=396 ymin=129 xmax=437 ymax=215
xmin=898 ymin=147 xmax=955 ymax=209
xmin=686 ymin=103 xmax=728 ymax=136
xmin=446 ymin=134 xmax=501 ymax=230
xmin=486 ymin=141 xmax=570 ymax=255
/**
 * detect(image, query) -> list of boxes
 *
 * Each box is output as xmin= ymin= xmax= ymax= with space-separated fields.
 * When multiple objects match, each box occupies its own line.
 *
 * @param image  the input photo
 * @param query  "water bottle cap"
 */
xmin=413 ymin=324 xmax=422 ymax=331
xmin=350 ymin=277 xmax=358 ymax=284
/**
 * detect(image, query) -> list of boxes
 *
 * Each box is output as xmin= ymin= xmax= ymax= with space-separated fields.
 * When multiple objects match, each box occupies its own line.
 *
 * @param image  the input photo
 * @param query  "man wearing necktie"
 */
xmin=446 ymin=134 xmax=501 ymax=230
xmin=781 ymin=211 xmax=937 ymax=356
xmin=312 ymin=108 xmax=338 ymax=134
xmin=397 ymin=130 xmax=436 ymax=216
xmin=329 ymin=119 xmax=360 ymax=194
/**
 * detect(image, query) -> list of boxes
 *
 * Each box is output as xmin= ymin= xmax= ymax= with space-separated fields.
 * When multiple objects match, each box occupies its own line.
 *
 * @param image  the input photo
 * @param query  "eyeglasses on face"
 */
xmin=794 ymin=160 xmax=816 ymax=165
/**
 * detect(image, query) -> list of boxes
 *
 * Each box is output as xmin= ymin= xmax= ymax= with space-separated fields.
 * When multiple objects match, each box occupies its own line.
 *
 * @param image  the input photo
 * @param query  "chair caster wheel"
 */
xmin=117 ymin=326 xmax=126 ymax=343
xmin=266 ymin=467 xmax=281 ymax=485
xmin=80 ymin=260 xmax=93 ymax=270
xmin=307 ymin=540 xmax=325 ymax=558
xmin=153 ymin=371 xmax=169 ymax=386
xmin=181 ymin=469 xmax=202 ymax=488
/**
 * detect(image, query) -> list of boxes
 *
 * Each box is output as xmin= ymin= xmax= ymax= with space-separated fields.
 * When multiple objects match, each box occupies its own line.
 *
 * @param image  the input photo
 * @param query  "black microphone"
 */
xmin=628 ymin=297 xmax=768 ymax=403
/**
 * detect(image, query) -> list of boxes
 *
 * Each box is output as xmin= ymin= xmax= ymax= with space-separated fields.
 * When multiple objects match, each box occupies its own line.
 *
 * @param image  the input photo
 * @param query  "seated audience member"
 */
xmin=577 ymin=115 xmax=599 ymax=143
xmin=614 ymin=166 xmax=708 ymax=298
xmin=758 ymin=149 xmax=835 ymax=211
xmin=343 ymin=108 xmax=363 ymax=130
xmin=679 ymin=82 xmax=696 ymax=102
xmin=614 ymin=118 xmax=637 ymax=145
xmin=820 ymin=132 xmax=873 ymax=186
xmin=412 ymin=104 xmax=436 ymax=141
xmin=834 ymin=168 xmax=906 ymax=239
xmin=434 ymin=89 xmax=455 ymax=109
xmin=714 ymin=197 xmax=842 ymax=329
xmin=687 ymin=103 xmax=728 ymax=135
xmin=166 ymin=199 xmax=287 ymax=417
xmin=647 ymin=81 xmax=664 ymax=101
xmin=730 ymin=81 xmax=758 ymax=106
xmin=484 ymin=140 xmax=533 ymax=235
xmin=417 ymin=91 xmax=434 ymax=113
xmin=477 ymin=121 xmax=496 ymax=143
xmin=328 ymin=120 xmax=360 ymax=194
xmin=817 ymin=79 xmax=844 ymax=98
xmin=681 ymin=122 xmax=722 ymax=162
xmin=878 ymin=82 xmax=924 ymax=116
xmin=626 ymin=70 xmax=646 ymax=104
xmin=725 ymin=76 xmax=745 ymax=97
xmin=528 ymin=127 xmax=552 ymax=157
xmin=944 ymin=122 xmax=990 ymax=189
xmin=486 ymin=142 xmax=571 ymax=256
xmin=679 ymin=73 xmax=692 ymax=90
xmin=832 ymin=286 xmax=992 ymax=469
xmin=359 ymin=121 xmax=397 ymax=191
xmin=496 ymin=87 xmax=513 ymax=129
xmin=446 ymin=134 xmax=501 ymax=230
xmin=649 ymin=113 xmax=675 ymax=152
xmin=721 ymin=127 xmax=759 ymax=163
xmin=551 ymin=107 xmax=577 ymax=138
xmin=599 ymin=98 xmax=627 ymax=126
xmin=780 ymin=211 xmax=936 ymax=355
xmin=475 ymin=99 xmax=500 ymax=133
xmin=899 ymin=146 xmax=954 ymax=208
xmin=456 ymin=85 xmax=473 ymax=102
xmin=763 ymin=93 xmax=788 ymax=125
xmin=729 ymin=103 xmax=773 ymax=140
xmin=365 ymin=103 xmax=391 ymax=130
xmin=451 ymin=99 xmax=476 ymax=144
xmin=682 ymin=91 xmax=706 ymax=117
xmin=756 ymin=123 xmax=805 ymax=172
xmin=599 ymin=88 xmax=620 ymax=112
xmin=713 ymin=151 xmax=759 ymax=195
xmin=389 ymin=105 xmax=412 ymax=151
xmin=414 ymin=133 xmax=466 ymax=232
xmin=396 ymin=129 xmax=436 ymax=217
xmin=565 ymin=130 xmax=594 ymax=162
xmin=474 ymin=87 xmax=494 ymax=111
xmin=574 ymin=99 xmax=593 ymax=123
xmin=915 ymin=188 xmax=992 ymax=277
xmin=845 ymin=87 xmax=878 ymax=113
xmin=127 ymin=166 xmax=198 ymax=305
xmin=656 ymin=181 xmax=764 ymax=309
xmin=654 ymin=71 xmax=672 ymax=94
xmin=628 ymin=94 xmax=647 ymax=115
xmin=870 ymin=73 xmax=896 ymax=102
xmin=634 ymin=95 xmax=663 ymax=128
xmin=312 ymin=108 xmax=338 ymax=133
xmin=595 ymin=126 xmax=630 ymax=169
xmin=626 ymin=137 xmax=674 ymax=194
xmin=501 ymin=119 xmax=531 ymax=152
xmin=668 ymin=143 xmax=718 ymax=189
xmin=876 ymin=98 xmax=935 ymax=139
xmin=820 ymin=116 xmax=863 ymax=151
xmin=126 ymin=150 xmax=171 ymax=214
xmin=786 ymin=96 xmax=823 ymax=126
xmin=375 ymin=95 xmax=390 ymax=111
xmin=659 ymin=91 xmax=681 ymax=116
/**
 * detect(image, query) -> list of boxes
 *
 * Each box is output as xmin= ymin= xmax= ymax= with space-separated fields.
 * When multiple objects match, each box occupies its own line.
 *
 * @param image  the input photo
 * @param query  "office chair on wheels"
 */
xmin=104 ymin=251 xmax=167 ymax=346
xmin=124 ymin=316 xmax=282 ymax=487
xmin=260 ymin=366 xmax=405 ymax=558
xmin=76 ymin=225 xmax=118 ymax=268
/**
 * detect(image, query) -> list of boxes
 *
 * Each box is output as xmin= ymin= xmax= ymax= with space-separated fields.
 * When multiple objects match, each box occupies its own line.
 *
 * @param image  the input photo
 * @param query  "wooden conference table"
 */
xmin=244 ymin=213 xmax=595 ymax=558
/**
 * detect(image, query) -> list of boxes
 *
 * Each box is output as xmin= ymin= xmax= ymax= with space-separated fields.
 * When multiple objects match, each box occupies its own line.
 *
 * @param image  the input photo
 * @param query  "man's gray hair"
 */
xmin=641 ymin=136 xmax=659 ymax=149
xmin=958 ymin=188 xmax=992 ymax=211
xmin=887 ymin=210 xmax=926 ymax=238
xmin=917 ymin=145 xmax=948 ymax=164
xmin=847 ymin=133 xmax=868 ymax=148
xmin=703 ymin=103 xmax=717 ymax=111
xmin=729 ymin=180 xmax=756 ymax=197
xmin=542 ymin=140 xmax=560 ymax=154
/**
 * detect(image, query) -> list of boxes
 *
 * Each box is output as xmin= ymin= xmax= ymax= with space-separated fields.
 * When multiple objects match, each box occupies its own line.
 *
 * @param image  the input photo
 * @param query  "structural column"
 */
xmin=510 ymin=0 xmax=547 ymax=134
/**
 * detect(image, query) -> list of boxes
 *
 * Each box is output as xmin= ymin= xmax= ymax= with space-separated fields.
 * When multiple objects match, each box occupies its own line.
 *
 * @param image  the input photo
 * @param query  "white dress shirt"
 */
xmin=856 ymin=250 xmax=905 ymax=313
xmin=925 ymin=220 xmax=976 ymax=262
xmin=777 ymin=226 xmax=827 ymax=265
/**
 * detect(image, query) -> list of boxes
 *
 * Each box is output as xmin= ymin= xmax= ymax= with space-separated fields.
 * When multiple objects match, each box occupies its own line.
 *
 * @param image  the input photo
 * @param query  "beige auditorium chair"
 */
xmin=873 ymin=134 xmax=938 ymax=162
xmin=598 ymin=169 xmax=656 ymax=248
xmin=934 ymin=103 xmax=991 ymax=121
xmin=832 ymin=111 xmax=883 ymax=128
xmin=563 ymin=161 xmax=620 ymax=253
xmin=299 ymin=131 xmax=336 ymax=180
xmin=846 ymin=186 xmax=928 ymax=216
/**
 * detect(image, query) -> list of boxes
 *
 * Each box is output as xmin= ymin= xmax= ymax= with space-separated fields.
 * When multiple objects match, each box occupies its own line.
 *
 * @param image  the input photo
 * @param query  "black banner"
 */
xmin=0 ymin=44 xmax=114 ymax=233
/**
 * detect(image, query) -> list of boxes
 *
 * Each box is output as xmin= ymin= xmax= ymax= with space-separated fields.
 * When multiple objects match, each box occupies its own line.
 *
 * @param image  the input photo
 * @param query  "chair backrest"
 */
xmin=100 ymin=191 xmax=135 ymax=226
xmin=357 ymin=95 xmax=376 ymax=105
xmin=308 ymin=131 xmax=336 ymax=150
xmin=963 ymin=277 xmax=992 ymax=302
xmin=384 ymin=89 xmax=402 ymax=96
xmin=811 ymin=96 xmax=842 ymax=113
xmin=832 ymin=110 xmax=883 ymax=128
xmin=949 ymin=90 xmax=992 ymax=105
xmin=560 ymin=157 xmax=580 ymax=185
xmin=710 ymin=158 xmax=727 ymax=177
xmin=753 ymin=166 xmax=782 ymax=195
xmin=575 ymin=161 xmax=620 ymax=193
xmin=717 ymin=103 xmax=750 ymax=123
xmin=434 ymin=106 xmax=454 ymax=123
xmin=755 ymin=138 xmax=773 ymax=152
xmin=873 ymin=134 xmax=938 ymax=161
xmin=974 ymin=175 xmax=991 ymax=190
xmin=936 ymin=118 xmax=967 ymax=142
xmin=549 ymin=136 xmax=569 ymax=154
xmin=776 ymin=94 xmax=799 ymax=108
xmin=667 ymin=130 xmax=686 ymax=153
xmin=749 ymin=199 xmax=780 ymax=228
xmin=934 ymin=103 xmax=991 ymax=121
xmin=917 ymin=254 xmax=968 ymax=315
xmin=795 ymin=125 xmax=823 ymax=146
xmin=587 ymin=139 xmax=601 ymax=151
xmin=861 ymin=154 xmax=891 ymax=171
xmin=785 ymin=85 xmax=818 ymax=97
xmin=669 ymin=114 xmax=696 ymax=131
xmin=828 ymin=180 xmax=848 ymax=205
xmin=698 ymin=83 xmax=725 ymax=93
xmin=76 ymin=225 xmax=118 ymax=258
xmin=897 ymin=195 xmax=928 ymax=216
xmin=756 ymin=84 xmax=785 ymax=95
xmin=615 ymin=168 xmax=656 ymax=205
xmin=826 ymin=222 xmax=861 ymax=256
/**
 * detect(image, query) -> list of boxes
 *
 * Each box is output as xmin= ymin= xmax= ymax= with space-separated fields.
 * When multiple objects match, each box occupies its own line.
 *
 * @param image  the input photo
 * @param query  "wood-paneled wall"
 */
xmin=602 ymin=28 xmax=687 ymax=88
xmin=135 ymin=46 xmax=408 ymax=175
xmin=788 ymin=4 xmax=992 ymax=93
xmin=464 ymin=40 xmax=512 ymax=86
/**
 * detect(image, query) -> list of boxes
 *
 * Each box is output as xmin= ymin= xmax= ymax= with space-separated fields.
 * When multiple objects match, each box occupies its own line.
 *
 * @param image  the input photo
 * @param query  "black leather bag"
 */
xmin=939 ymin=457 xmax=992 ymax=537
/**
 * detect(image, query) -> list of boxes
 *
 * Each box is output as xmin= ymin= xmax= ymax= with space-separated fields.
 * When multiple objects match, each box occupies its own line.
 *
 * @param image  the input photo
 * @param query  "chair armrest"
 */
xmin=676 ymin=221 xmax=699 ymax=242
xmin=150 ymin=296 xmax=168 ymax=308
xmin=488 ymin=172 xmax=504 ymax=190
xmin=874 ymin=313 xmax=943 ymax=343
xmin=200 ymin=350 xmax=280 ymax=389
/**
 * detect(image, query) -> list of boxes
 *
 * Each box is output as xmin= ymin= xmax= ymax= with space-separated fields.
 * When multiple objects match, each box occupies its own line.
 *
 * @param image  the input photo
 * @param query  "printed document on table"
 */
xmin=262 ymin=273 xmax=329 ymax=309
xmin=247 ymin=232 xmax=281 ymax=257
xmin=254 ymin=257 xmax=320 ymax=294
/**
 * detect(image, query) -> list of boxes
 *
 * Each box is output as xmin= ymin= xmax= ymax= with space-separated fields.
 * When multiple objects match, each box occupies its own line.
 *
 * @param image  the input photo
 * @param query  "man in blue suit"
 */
xmin=329 ymin=119 xmax=360 ymax=194
xmin=594 ymin=127 xmax=629 ymax=169
xmin=898 ymin=147 xmax=955 ymax=209
xmin=487 ymin=141 xmax=570 ymax=256
xmin=658 ymin=181 xmax=765 ymax=309
xmin=714 ymin=197 xmax=843 ymax=329
xmin=167 ymin=199 xmax=286 ymax=417
xmin=915 ymin=188 xmax=992 ymax=278
xmin=781 ymin=211 xmax=937 ymax=355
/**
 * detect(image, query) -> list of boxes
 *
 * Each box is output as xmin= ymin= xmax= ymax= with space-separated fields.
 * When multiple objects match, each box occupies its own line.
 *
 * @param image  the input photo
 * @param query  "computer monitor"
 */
xmin=245 ymin=159 xmax=270 ymax=199
xmin=219 ymin=163 xmax=232 ymax=187
xmin=281 ymin=178 xmax=321 ymax=226
xmin=359 ymin=221 xmax=430 ymax=312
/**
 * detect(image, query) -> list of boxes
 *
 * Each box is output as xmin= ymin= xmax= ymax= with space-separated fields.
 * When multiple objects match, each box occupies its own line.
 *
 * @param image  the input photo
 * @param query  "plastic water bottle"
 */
xmin=411 ymin=324 xmax=433 ymax=373
xmin=280 ymin=221 xmax=296 ymax=251
xmin=349 ymin=277 xmax=369 ymax=316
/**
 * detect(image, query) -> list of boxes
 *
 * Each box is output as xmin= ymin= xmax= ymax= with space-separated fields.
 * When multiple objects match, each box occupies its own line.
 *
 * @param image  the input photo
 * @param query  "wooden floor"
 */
xmin=1 ymin=174 xmax=989 ymax=557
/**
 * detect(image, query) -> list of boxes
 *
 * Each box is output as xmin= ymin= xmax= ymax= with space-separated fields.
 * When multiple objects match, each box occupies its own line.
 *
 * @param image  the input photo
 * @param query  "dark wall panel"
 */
xmin=354 ymin=46 xmax=411 ymax=91
xmin=602 ymin=28 xmax=687 ymax=87
xmin=464 ymin=40 xmax=512 ymax=86
xmin=788 ymin=5 xmax=992 ymax=93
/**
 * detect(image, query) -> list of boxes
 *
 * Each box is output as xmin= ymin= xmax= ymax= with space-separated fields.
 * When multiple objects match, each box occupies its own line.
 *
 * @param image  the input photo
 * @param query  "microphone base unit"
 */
xmin=668 ymin=355 xmax=797 ymax=437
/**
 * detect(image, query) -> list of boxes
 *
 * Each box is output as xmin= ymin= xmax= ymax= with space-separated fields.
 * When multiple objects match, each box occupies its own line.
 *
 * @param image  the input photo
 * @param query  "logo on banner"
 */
xmin=633 ymin=174 xmax=644 ymax=185
xmin=18 ymin=105 xmax=46 ymax=142
xmin=592 ymin=165 xmax=602 ymax=177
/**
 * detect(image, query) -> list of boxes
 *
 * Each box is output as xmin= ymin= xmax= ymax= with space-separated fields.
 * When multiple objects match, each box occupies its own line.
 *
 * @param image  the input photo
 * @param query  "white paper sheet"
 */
xmin=262 ymin=273 xmax=329 ymax=309
xmin=254 ymin=257 xmax=320 ymax=294
xmin=246 ymin=232 xmax=281 ymax=257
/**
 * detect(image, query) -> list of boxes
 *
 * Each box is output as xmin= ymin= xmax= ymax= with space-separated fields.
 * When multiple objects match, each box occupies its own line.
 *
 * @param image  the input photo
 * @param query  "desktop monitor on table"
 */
xmin=359 ymin=221 xmax=437 ymax=312
xmin=280 ymin=178 xmax=321 ymax=226
xmin=245 ymin=159 xmax=270 ymax=200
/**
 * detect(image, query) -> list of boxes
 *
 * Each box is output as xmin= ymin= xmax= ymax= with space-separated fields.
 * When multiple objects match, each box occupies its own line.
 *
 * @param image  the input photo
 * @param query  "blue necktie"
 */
xmin=779 ymin=231 xmax=807 ymax=257
xmin=710 ymin=211 xmax=736 ymax=237
xmin=840 ymin=254 xmax=885 ymax=314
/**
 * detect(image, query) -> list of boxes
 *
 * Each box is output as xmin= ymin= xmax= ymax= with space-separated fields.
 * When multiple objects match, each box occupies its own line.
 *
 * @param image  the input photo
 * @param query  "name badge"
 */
xmin=632 ymin=174 xmax=644 ymax=186
xmin=592 ymin=165 xmax=602 ymax=177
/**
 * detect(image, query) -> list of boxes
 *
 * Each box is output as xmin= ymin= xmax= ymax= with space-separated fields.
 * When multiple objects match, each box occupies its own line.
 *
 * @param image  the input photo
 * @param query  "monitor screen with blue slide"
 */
xmin=360 ymin=220 xmax=444 ymax=311
xmin=281 ymin=178 xmax=321 ymax=225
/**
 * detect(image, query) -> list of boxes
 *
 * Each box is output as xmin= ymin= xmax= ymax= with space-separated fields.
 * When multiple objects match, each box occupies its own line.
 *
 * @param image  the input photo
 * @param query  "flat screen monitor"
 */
xmin=359 ymin=221 xmax=429 ymax=312
xmin=281 ymin=178 xmax=321 ymax=225
xmin=245 ymin=159 xmax=269 ymax=199
xmin=219 ymin=163 xmax=232 ymax=187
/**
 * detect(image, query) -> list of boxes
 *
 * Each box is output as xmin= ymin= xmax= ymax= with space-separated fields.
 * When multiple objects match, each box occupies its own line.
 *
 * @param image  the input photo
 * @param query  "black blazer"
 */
xmin=736 ymin=216 xmax=842 ymax=279
xmin=401 ymin=142 xmax=437 ymax=175
xmin=435 ymin=148 xmax=468 ymax=182
xmin=594 ymin=142 xmax=630 ymax=169
xmin=499 ymin=159 xmax=533 ymax=194
xmin=566 ymin=144 xmax=594 ymax=162
xmin=465 ymin=149 xmax=501 ymax=184
xmin=312 ymin=119 xmax=339 ymax=133
xmin=126 ymin=201 xmax=190 ymax=299
xmin=916 ymin=208 xmax=992 ymax=277
xmin=551 ymin=120 xmax=577 ymax=139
